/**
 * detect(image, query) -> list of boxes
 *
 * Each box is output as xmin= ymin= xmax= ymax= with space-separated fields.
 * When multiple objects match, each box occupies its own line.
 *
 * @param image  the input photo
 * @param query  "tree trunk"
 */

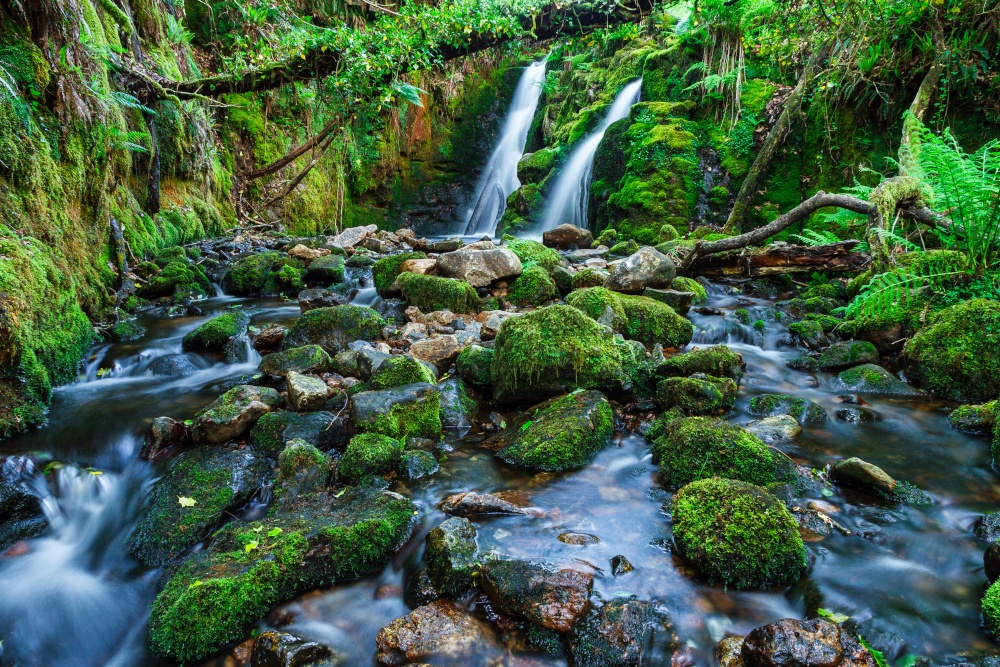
xmin=691 ymin=240 xmax=870 ymax=277
xmin=722 ymin=41 xmax=832 ymax=233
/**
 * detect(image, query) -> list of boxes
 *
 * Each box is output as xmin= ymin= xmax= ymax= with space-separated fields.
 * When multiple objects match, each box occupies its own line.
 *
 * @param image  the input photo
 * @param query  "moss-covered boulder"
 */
xmin=223 ymin=251 xmax=284 ymax=295
xmin=503 ymin=236 xmax=564 ymax=272
xmin=352 ymin=383 xmax=443 ymax=440
xmin=456 ymin=345 xmax=494 ymax=392
xmin=141 ymin=259 xmax=212 ymax=299
xmin=399 ymin=449 xmax=440 ymax=480
xmin=128 ymin=446 xmax=270 ymax=568
xmin=182 ymin=310 xmax=250 ymax=353
xmin=984 ymin=578 xmax=1000 ymax=641
xmin=372 ymin=252 xmax=428 ymax=297
xmin=192 ymin=385 xmax=284 ymax=444
xmin=508 ymin=264 xmax=557 ymax=306
xmin=258 ymin=345 xmax=332 ymax=377
xmin=306 ymin=254 xmax=346 ymax=285
xmin=905 ymin=299 xmax=1000 ymax=403
xmin=517 ymin=147 xmax=557 ymax=184
xmin=276 ymin=440 xmax=331 ymax=498
xmin=572 ymin=268 xmax=609 ymax=289
xmin=568 ymin=597 xmax=676 ymax=667
xmin=651 ymin=416 xmax=775 ymax=488
xmin=816 ymin=341 xmax=879 ymax=372
xmin=425 ymin=517 xmax=478 ymax=598
xmin=656 ymin=375 xmax=737 ymax=415
xmin=368 ymin=354 xmax=436 ymax=390
xmin=949 ymin=401 xmax=998 ymax=435
xmin=748 ymin=394 xmax=827 ymax=423
xmin=490 ymin=305 xmax=623 ymax=402
xmin=338 ymin=433 xmax=403 ymax=480
xmin=671 ymin=276 xmax=706 ymax=303
xmin=836 ymin=364 xmax=922 ymax=396
xmin=250 ymin=410 xmax=347 ymax=457
xmin=148 ymin=484 xmax=414 ymax=662
xmin=654 ymin=345 xmax=744 ymax=380
xmin=566 ymin=287 xmax=693 ymax=349
xmin=788 ymin=320 xmax=829 ymax=350
xmin=491 ymin=390 xmax=614 ymax=472
xmin=281 ymin=305 xmax=385 ymax=355
xmin=398 ymin=273 xmax=480 ymax=314
xmin=671 ymin=477 xmax=807 ymax=589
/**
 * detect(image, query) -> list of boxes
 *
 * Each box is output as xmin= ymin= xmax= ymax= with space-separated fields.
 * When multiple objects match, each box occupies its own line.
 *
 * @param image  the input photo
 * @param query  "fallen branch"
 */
xmin=690 ymin=240 xmax=870 ymax=277
xmin=244 ymin=118 xmax=340 ymax=181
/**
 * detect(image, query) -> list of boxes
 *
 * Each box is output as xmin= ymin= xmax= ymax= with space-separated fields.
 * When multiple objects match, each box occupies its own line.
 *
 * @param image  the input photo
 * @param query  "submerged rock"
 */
xmin=836 ymin=364 xmax=921 ymax=396
xmin=480 ymin=559 xmax=593 ymax=632
xmin=744 ymin=415 xmax=801 ymax=443
xmin=149 ymin=354 xmax=199 ymax=377
xmin=741 ymin=618 xmax=878 ymax=667
xmin=438 ymin=491 xmax=531 ymax=518
xmin=568 ymin=597 xmax=676 ymax=667
xmin=375 ymin=600 xmax=500 ymax=667
xmin=0 ymin=456 xmax=45 ymax=552
xmin=250 ymin=630 xmax=334 ymax=667
xmin=192 ymin=385 xmax=283 ymax=443
xmin=748 ymin=394 xmax=827 ymax=423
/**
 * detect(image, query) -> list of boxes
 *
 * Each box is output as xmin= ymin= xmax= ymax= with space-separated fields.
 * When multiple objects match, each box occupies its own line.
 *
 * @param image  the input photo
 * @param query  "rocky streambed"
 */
xmin=1 ymin=226 xmax=999 ymax=667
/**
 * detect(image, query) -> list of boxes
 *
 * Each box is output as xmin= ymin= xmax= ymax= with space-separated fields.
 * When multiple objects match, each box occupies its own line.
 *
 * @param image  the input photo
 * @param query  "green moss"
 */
xmin=733 ymin=308 xmax=751 ymax=325
xmin=651 ymin=416 xmax=774 ymax=488
xmin=282 ymin=305 xmax=385 ymax=354
xmin=984 ymin=579 xmax=1000 ymax=641
xmin=949 ymin=401 xmax=998 ymax=435
xmin=259 ymin=345 xmax=332 ymax=377
xmin=518 ymin=147 xmax=558 ymax=184
xmin=671 ymin=477 xmax=807 ymax=589
xmin=656 ymin=375 xmax=737 ymax=416
xmin=368 ymin=355 xmax=436 ymax=390
xmin=595 ymin=228 xmax=619 ymax=247
xmin=399 ymin=449 xmax=440 ymax=480
xmin=566 ymin=287 xmax=693 ymax=348
xmin=250 ymin=411 xmax=293 ymax=457
xmin=398 ymin=273 xmax=480 ymax=314
xmin=508 ymin=264 xmax=557 ymax=306
xmin=456 ymin=345 xmax=494 ymax=391
xmin=224 ymin=252 xmax=284 ymax=296
xmin=788 ymin=320 xmax=827 ymax=348
xmin=502 ymin=236 xmax=563 ymax=272
xmin=108 ymin=320 xmax=146 ymax=342
xmin=358 ymin=392 xmax=443 ymax=440
xmin=655 ymin=345 xmax=743 ymax=381
xmin=748 ymin=394 xmax=827 ymax=422
xmin=905 ymin=299 xmax=1000 ymax=403
xmin=182 ymin=310 xmax=249 ymax=352
xmin=141 ymin=259 xmax=212 ymax=299
xmin=571 ymin=268 xmax=608 ymax=290
xmin=608 ymin=239 xmax=640 ymax=256
xmin=372 ymin=252 xmax=428 ymax=297
xmin=670 ymin=277 xmax=707 ymax=303
xmin=658 ymin=224 xmax=679 ymax=242
xmin=338 ymin=433 xmax=403 ymax=480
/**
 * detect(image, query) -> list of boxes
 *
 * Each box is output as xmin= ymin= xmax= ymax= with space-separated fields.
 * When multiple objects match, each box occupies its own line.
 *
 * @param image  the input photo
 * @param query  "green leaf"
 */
xmin=245 ymin=540 xmax=259 ymax=553
xmin=267 ymin=527 xmax=283 ymax=538
xmin=817 ymin=607 xmax=849 ymax=624
xmin=391 ymin=82 xmax=426 ymax=107
xmin=177 ymin=496 xmax=197 ymax=507
xmin=521 ymin=420 xmax=532 ymax=431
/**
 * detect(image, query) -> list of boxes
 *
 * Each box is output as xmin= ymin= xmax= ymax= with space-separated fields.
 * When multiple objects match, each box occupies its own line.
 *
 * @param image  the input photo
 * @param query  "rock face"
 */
xmin=491 ymin=390 xmax=614 ymax=472
xmin=741 ymin=618 xmax=878 ymax=667
xmin=480 ymin=559 xmax=593 ymax=632
xmin=375 ymin=600 xmax=500 ymax=667
xmin=281 ymin=305 xmax=386 ymax=355
xmin=436 ymin=246 xmax=523 ymax=287
xmin=424 ymin=517 xmax=478 ymax=597
xmin=259 ymin=345 xmax=332 ymax=377
xmin=192 ymin=385 xmax=283 ymax=443
xmin=568 ymin=597 xmax=677 ymax=667
xmin=286 ymin=372 xmax=329 ymax=411
xmin=250 ymin=630 xmax=333 ymax=667
xmin=543 ymin=224 xmax=594 ymax=249
xmin=605 ymin=247 xmax=677 ymax=293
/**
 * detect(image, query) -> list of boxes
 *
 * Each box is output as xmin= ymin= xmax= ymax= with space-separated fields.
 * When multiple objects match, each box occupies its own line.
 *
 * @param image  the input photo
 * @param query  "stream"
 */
xmin=0 ymin=268 xmax=995 ymax=666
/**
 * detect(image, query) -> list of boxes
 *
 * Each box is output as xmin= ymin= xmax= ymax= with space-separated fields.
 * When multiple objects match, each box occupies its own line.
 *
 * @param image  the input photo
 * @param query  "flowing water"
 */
xmin=463 ymin=60 xmax=548 ymax=237
xmin=1 ymin=266 xmax=998 ymax=665
xmin=537 ymin=79 xmax=643 ymax=236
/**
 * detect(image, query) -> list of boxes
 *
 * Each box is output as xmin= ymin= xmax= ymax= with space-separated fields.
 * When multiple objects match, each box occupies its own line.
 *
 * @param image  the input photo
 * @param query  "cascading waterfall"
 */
xmin=463 ymin=60 xmax=547 ymax=237
xmin=538 ymin=78 xmax=643 ymax=235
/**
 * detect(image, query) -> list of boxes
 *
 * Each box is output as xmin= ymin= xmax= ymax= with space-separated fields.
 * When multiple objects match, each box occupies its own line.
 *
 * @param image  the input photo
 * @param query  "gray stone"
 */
xmin=605 ymin=247 xmax=677 ymax=293
xmin=0 ymin=455 xmax=45 ymax=552
xmin=744 ymin=415 xmax=801 ymax=442
xmin=286 ymin=372 xmax=329 ymax=411
xmin=830 ymin=457 xmax=897 ymax=495
xmin=424 ymin=517 xmax=478 ymax=597
xmin=642 ymin=287 xmax=693 ymax=315
xmin=836 ymin=364 xmax=922 ymax=396
xmin=329 ymin=224 xmax=377 ymax=249
xmin=817 ymin=341 xmax=879 ymax=372
xmin=250 ymin=630 xmax=333 ymax=667
xmin=192 ymin=385 xmax=284 ymax=443
xmin=297 ymin=287 xmax=348 ymax=313
xmin=436 ymin=246 xmax=523 ymax=287
xmin=149 ymin=354 xmax=199 ymax=377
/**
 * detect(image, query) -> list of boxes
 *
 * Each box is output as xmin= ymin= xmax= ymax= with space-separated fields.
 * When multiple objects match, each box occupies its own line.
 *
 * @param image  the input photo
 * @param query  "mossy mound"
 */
xmin=282 ymin=305 xmax=385 ymax=355
xmin=182 ymin=310 xmax=250 ymax=352
xmin=651 ymin=416 xmax=774 ymax=488
xmin=655 ymin=345 xmax=743 ymax=380
xmin=456 ymin=345 xmax=494 ymax=392
xmin=338 ymin=433 xmax=403 ymax=480
xmin=748 ymin=394 xmax=827 ymax=423
xmin=572 ymin=268 xmax=609 ymax=290
xmin=502 ymin=236 xmax=563 ymax=272
xmin=372 ymin=252 xmax=427 ymax=297
xmin=258 ymin=345 xmax=332 ymax=377
xmin=984 ymin=578 xmax=1000 ymax=641
xmin=306 ymin=255 xmax=346 ymax=285
xmin=670 ymin=276 xmax=707 ymax=303
xmin=508 ymin=264 xmax=557 ymax=306
xmin=368 ymin=355 xmax=436 ymax=390
xmin=656 ymin=375 xmax=737 ymax=415
xmin=276 ymin=441 xmax=331 ymax=498
xmin=566 ymin=287 xmax=693 ymax=348
xmin=398 ymin=273 xmax=480 ymax=314
xmin=836 ymin=364 xmax=922 ymax=396
xmin=141 ymin=259 xmax=212 ymax=299
xmin=148 ymin=485 xmax=413 ymax=662
xmin=949 ymin=401 xmax=997 ymax=435
xmin=517 ymin=147 xmax=558 ymax=184
xmin=494 ymin=390 xmax=614 ymax=472
xmin=905 ymin=299 xmax=1000 ymax=403
xmin=671 ymin=477 xmax=807 ymax=589
xmin=490 ymin=305 xmax=623 ymax=402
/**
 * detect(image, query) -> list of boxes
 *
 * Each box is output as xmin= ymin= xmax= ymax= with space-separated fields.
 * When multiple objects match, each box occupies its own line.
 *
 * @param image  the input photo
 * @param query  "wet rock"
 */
xmin=829 ymin=457 xmax=897 ymax=496
xmin=477 ymin=309 xmax=519 ymax=340
xmin=260 ymin=345 xmax=332 ymax=377
xmin=399 ymin=449 xmax=439 ymax=480
xmin=655 ymin=345 xmax=745 ymax=381
xmin=375 ymin=600 xmax=500 ymax=667
xmin=786 ymin=356 xmax=819 ymax=372
xmin=456 ymin=344 xmax=493 ymax=392
xmin=329 ymin=224 xmax=377 ymax=249
xmin=559 ymin=532 xmax=600 ymax=545
xmin=250 ymin=630 xmax=333 ymax=667
xmin=716 ymin=636 xmax=746 ymax=667
xmin=398 ymin=273 xmax=481 ymax=314
xmin=489 ymin=390 xmax=614 ymax=472
xmin=438 ymin=491 xmax=530 ymax=518
xmin=149 ymin=485 xmax=414 ymax=663
xmin=744 ymin=415 xmax=801 ymax=443
xmin=332 ymin=348 xmax=389 ymax=381
xmin=656 ymin=375 xmax=737 ymax=416
xmin=281 ymin=305 xmax=386 ymax=355
xmin=286 ymin=372 xmax=329 ymax=411
xmin=0 ymin=456 xmax=45 ymax=552
xmin=403 ymin=566 xmax=439 ymax=609
xmin=610 ymin=555 xmax=634 ymax=576
xmin=836 ymin=364 xmax=922 ymax=396
xmin=642 ymin=288 xmax=693 ymax=315
xmin=543 ymin=224 xmax=593 ymax=249
xmin=287 ymin=243 xmax=330 ymax=263
xmin=128 ymin=445 xmax=270 ymax=567
xmin=409 ymin=335 xmax=463 ymax=373
xmin=297 ymin=287 xmax=348 ymax=313
xmin=748 ymin=394 xmax=827 ymax=423
xmin=566 ymin=287 xmax=693 ymax=349
xmin=480 ymin=560 xmax=593 ymax=632
xmin=977 ymin=513 xmax=1000 ymax=542
xmin=949 ymin=401 xmax=997 ymax=435
xmin=368 ymin=355 xmax=437 ymax=390
xmin=420 ymin=237 xmax=464 ymax=253
xmin=140 ymin=416 xmax=191 ymax=460
xmin=986 ymin=543 xmax=1000 ymax=583
xmin=568 ymin=597 xmax=676 ymax=667
xmin=182 ymin=310 xmax=250 ymax=353
xmin=605 ymin=247 xmax=677 ymax=294
xmin=192 ymin=385 xmax=284 ymax=443
xmin=276 ymin=440 xmax=331 ymax=500
xmin=352 ymin=383 xmax=442 ymax=440
xmin=741 ymin=618 xmax=878 ymax=667
xmin=149 ymin=354 xmax=199 ymax=377
xmin=376 ymin=298 xmax=408 ymax=325
xmin=835 ymin=407 xmax=880 ymax=423
xmin=250 ymin=410 xmax=348 ymax=457
xmin=816 ymin=341 xmax=879 ymax=372
xmin=436 ymin=246 xmax=522 ymax=287
xmin=425 ymin=517 xmax=478 ymax=597
xmin=305 ymin=255 xmax=346 ymax=285
xmin=788 ymin=320 xmax=829 ymax=350
xmin=252 ymin=323 xmax=287 ymax=350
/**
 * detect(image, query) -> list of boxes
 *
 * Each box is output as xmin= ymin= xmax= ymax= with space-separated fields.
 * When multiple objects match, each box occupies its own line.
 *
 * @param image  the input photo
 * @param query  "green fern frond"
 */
xmin=791 ymin=229 xmax=841 ymax=246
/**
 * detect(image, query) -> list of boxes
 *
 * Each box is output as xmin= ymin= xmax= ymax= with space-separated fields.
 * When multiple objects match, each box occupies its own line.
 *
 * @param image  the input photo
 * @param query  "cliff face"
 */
xmin=0 ymin=0 xmax=513 ymax=439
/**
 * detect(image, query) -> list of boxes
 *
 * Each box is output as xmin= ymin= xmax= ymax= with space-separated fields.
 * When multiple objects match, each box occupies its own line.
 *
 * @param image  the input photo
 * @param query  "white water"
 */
xmin=463 ymin=60 xmax=547 ymax=237
xmin=537 ymin=78 xmax=643 ymax=235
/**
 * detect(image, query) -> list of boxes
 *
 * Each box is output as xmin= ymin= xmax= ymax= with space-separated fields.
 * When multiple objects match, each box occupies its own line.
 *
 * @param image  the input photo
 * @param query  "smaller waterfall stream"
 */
xmin=464 ymin=60 xmax=547 ymax=237
xmin=538 ymin=78 xmax=642 ymax=235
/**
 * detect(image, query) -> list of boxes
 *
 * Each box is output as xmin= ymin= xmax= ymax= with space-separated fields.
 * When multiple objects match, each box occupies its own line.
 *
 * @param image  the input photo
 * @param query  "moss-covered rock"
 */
xmin=572 ymin=268 xmax=609 ymax=290
xmin=250 ymin=410 xmax=347 ymax=457
xmin=747 ymin=394 xmax=827 ymax=423
xmin=508 ymin=264 xmax=557 ymax=306
xmin=517 ymin=148 xmax=558 ymax=184
xmin=128 ymin=446 xmax=270 ymax=568
xmin=658 ymin=224 xmax=680 ymax=242
xmin=399 ymin=449 xmax=440 ymax=480
xmin=490 ymin=305 xmax=623 ymax=402
xmin=192 ymin=385 xmax=284 ymax=444
xmin=141 ymin=259 xmax=212 ymax=299
xmin=368 ymin=354 xmax=436 ymax=390
xmin=338 ymin=433 xmax=403 ymax=480
xmin=671 ymin=477 xmax=807 ymax=589
xmin=456 ymin=345 xmax=494 ymax=392
xmin=372 ymin=252 xmax=428 ymax=297
xmin=651 ymin=416 xmax=774 ymax=488
xmin=654 ymin=345 xmax=744 ymax=381
xmin=503 ymin=236 xmax=564 ymax=272
xmin=836 ymin=364 xmax=922 ymax=396
xmin=276 ymin=440 xmax=331 ymax=498
xmin=258 ymin=345 xmax=332 ymax=377
xmin=816 ymin=340 xmax=879 ymax=371
xmin=306 ymin=254 xmax=346 ymax=285
xmin=352 ymin=383 xmax=443 ymax=440
xmin=566 ymin=287 xmax=693 ymax=348
xmin=148 ymin=485 xmax=413 ymax=662
xmin=656 ymin=375 xmax=737 ymax=415
xmin=788 ymin=320 xmax=829 ymax=350
xmin=984 ymin=579 xmax=1000 ymax=642
xmin=182 ymin=310 xmax=250 ymax=353
xmin=108 ymin=320 xmax=146 ymax=342
xmin=568 ymin=597 xmax=676 ymax=667
xmin=670 ymin=276 xmax=707 ymax=304
xmin=492 ymin=390 xmax=614 ymax=472
xmin=425 ymin=517 xmax=478 ymax=597
xmin=281 ymin=305 xmax=385 ymax=355
xmin=224 ymin=251 xmax=284 ymax=296
xmin=904 ymin=299 xmax=1000 ymax=403
xmin=949 ymin=401 xmax=998 ymax=435
xmin=398 ymin=273 xmax=480 ymax=314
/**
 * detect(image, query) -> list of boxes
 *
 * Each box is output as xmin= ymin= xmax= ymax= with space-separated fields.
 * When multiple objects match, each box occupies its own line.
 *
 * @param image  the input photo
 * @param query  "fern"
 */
xmin=838 ymin=252 xmax=969 ymax=322
xmin=791 ymin=229 xmax=841 ymax=245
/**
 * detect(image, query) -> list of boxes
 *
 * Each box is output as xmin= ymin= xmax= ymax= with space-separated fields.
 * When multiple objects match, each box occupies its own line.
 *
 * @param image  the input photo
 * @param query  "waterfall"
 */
xmin=463 ymin=60 xmax=547 ymax=236
xmin=538 ymin=78 xmax=643 ymax=235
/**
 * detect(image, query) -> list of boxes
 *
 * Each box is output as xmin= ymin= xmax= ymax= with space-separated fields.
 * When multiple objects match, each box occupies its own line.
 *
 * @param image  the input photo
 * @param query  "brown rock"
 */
xmin=438 ymin=491 xmax=531 ymax=518
xmin=251 ymin=323 xmax=286 ymax=351
xmin=829 ymin=457 xmax=897 ymax=496
xmin=140 ymin=416 xmax=190 ymax=460
xmin=741 ymin=618 xmax=878 ymax=667
xmin=287 ymin=244 xmax=330 ymax=264
xmin=476 ymin=310 xmax=519 ymax=340
xmin=409 ymin=335 xmax=463 ymax=373
xmin=716 ymin=636 xmax=746 ymax=667
xmin=250 ymin=630 xmax=332 ymax=667
xmin=480 ymin=560 xmax=593 ymax=632
xmin=375 ymin=600 xmax=499 ymax=667
xmin=406 ymin=307 xmax=456 ymax=327
xmin=399 ymin=258 xmax=438 ymax=276
xmin=543 ymin=223 xmax=594 ymax=249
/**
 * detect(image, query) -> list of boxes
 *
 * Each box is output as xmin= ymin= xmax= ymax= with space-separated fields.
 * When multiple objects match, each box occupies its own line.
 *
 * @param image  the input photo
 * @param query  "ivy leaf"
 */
xmin=177 ymin=496 xmax=197 ymax=507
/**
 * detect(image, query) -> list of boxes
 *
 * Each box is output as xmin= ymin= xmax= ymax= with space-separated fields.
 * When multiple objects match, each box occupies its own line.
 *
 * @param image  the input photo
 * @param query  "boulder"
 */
xmin=949 ymin=401 xmax=997 ymax=435
xmin=436 ymin=246 xmax=523 ymax=287
xmin=259 ymin=345 xmax=332 ymax=377
xmin=836 ymin=364 xmax=922 ymax=396
xmin=328 ymin=224 xmax=377 ymax=249
xmin=398 ymin=273 xmax=481 ymax=314
xmin=399 ymin=258 xmax=438 ymax=277
xmin=373 ymin=252 xmax=429 ymax=296
xmin=642 ymin=288 xmax=693 ymax=315
xmin=352 ymin=383 xmax=443 ymax=440
xmin=140 ymin=416 xmax=191 ymax=460
xmin=399 ymin=449 xmax=439 ymax=480
xmin=568 ymin=597 xmax=677 ymax=667
xmin=297 ymin=287 xmax=348 ymax=313
xmin=149 ymin=354 xmax=199 ymax=377
xmin=748 ymin=394 xmax=827 ymax=423
xmin=304 ymin=254 xmax=345 ymax=285
xmin=567 ymin=286 xmax=693 ymax=349
xmin=507 ymin=264 xmax=557 ymax=306
xmin=287 ymin=244 xmax=330 ymax=263
xmin=250 ymin=410 xmax=348 ymax=457
xmin=286 ymin=372 xmax=329 ymax=411
xmin=375 ymin=600 xmax=500 ymax=667
xmin=192 ymin=385 xmax=283 ymax=443
xmin=543 ymin=224 xmax=594 ymax=249
xmin=251 ymin=323 xmax=286 ymax=350
xmin=744 ymin=415 xmax=801 ymax=443
xmin=409 ymin=335 xmax=463 ymax=373
xmin=182 ymin=310 xmax=250 ymax=353
xmin=456 ymin=345 xmax=493 ymax=391
xmin=829 ymin=457 xmax=897 ymax=496
xmin=424 ymin=517 xmax=478 ymax=597
xmin=338 ymin=433 xmax=403 ymax=480
xmin=368 ymin=355 xmax=437 ymax=390
xmin=741 ymin=618 xmax=878 ymax=667
xmin=650 ymin=416 xmax=776 ymax=488
xmin=438 ymin=491 xmax=530 ymax=518
xmin=281 ymin=305 xmax=385 ymax=355
xmin=480 ymin=559 xmax=593 ymax=632
xmin=332 ymin=347 xmax=389 ymax=381
xmin=816 ymin=341 xmax=879 ymax=372
xmin=986 ymin=543 xmax=1000 ymax=583
xmin=656 ymin=375 xmax=737 ymax=415
xmin=655 ymin=345 xmax=745 ymax=381
xmin=249 ymin=630 xmax=333 ymax=667
xmin=605 ymin=247 xmax=677 ymax=293
xmin=477 ymin=310 xmax=519 ymax=340
xmin=277 ymin=441 xmax=332 ymax=499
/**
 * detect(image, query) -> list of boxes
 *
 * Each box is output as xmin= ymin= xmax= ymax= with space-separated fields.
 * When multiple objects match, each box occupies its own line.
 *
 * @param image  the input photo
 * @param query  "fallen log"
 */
xmin=689 ymin=240 xmax=870 ymax=278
